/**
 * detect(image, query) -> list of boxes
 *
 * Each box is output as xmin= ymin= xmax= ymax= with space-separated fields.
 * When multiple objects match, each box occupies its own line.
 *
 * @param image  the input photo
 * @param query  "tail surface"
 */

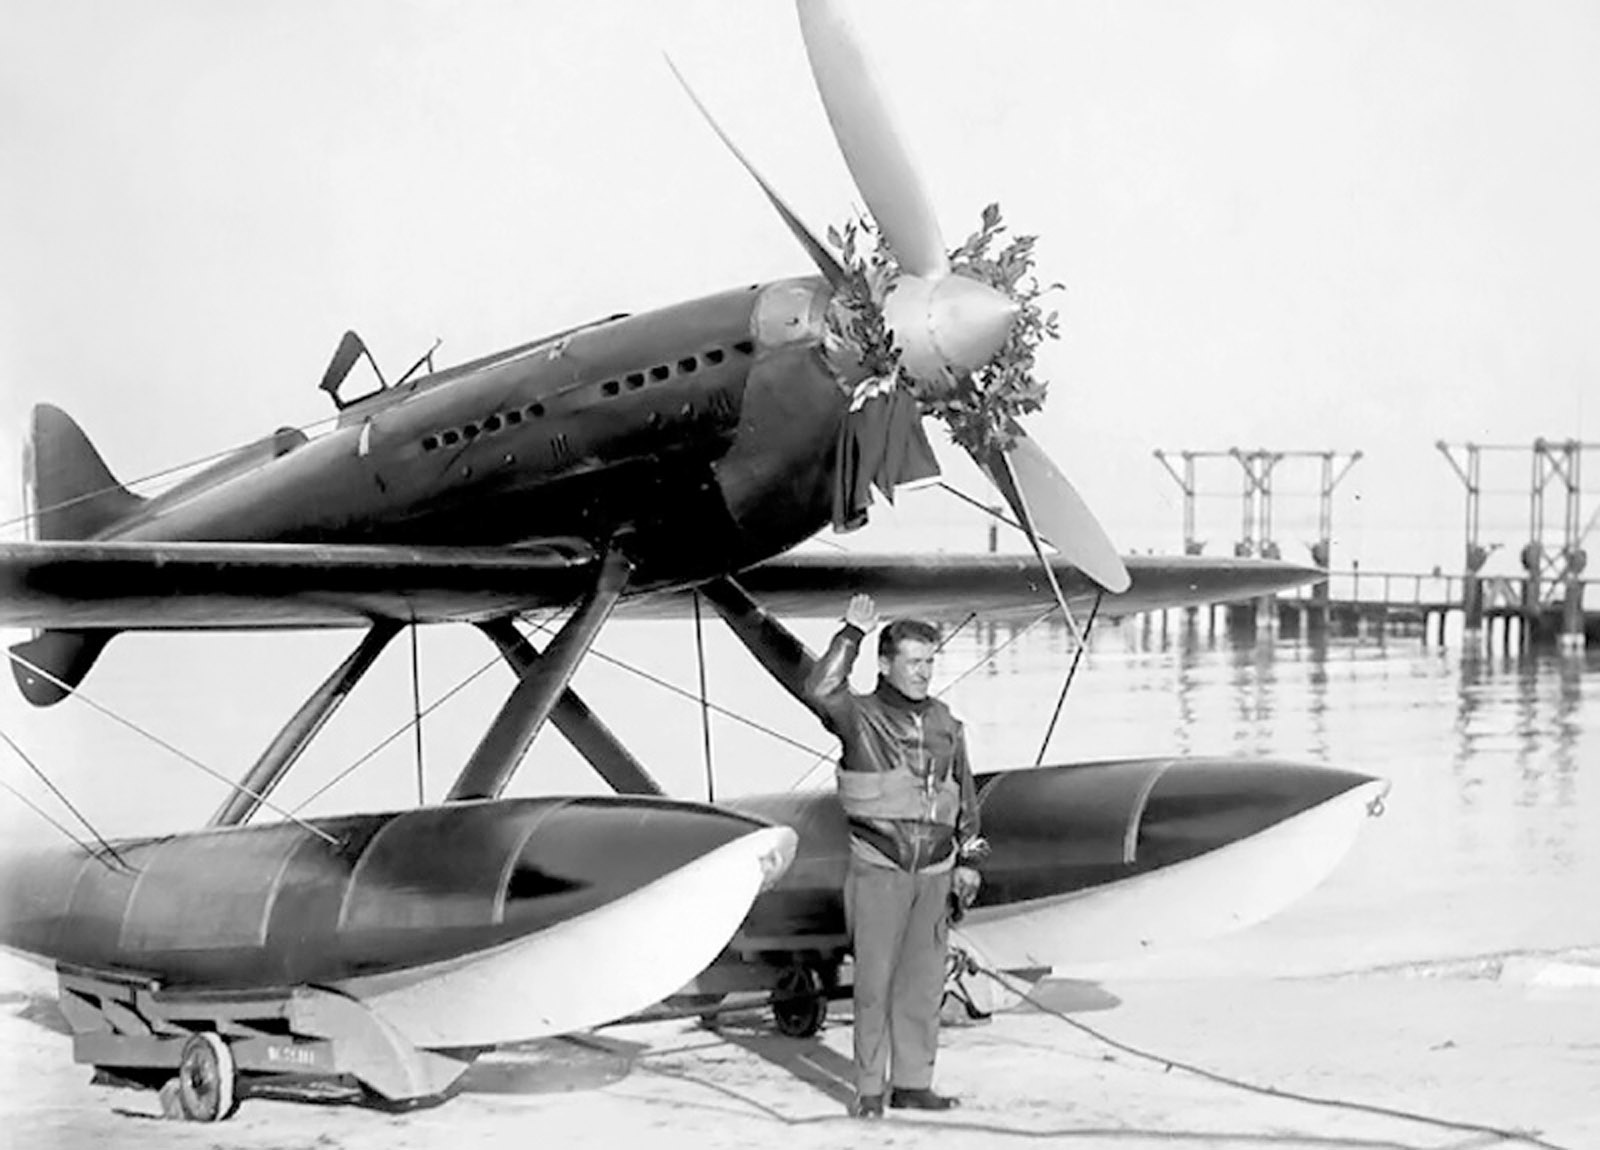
xmin=26 ymin=403 xmax=143 ymax=541
xmin=10 ymin=405 xmax=135 ymax=705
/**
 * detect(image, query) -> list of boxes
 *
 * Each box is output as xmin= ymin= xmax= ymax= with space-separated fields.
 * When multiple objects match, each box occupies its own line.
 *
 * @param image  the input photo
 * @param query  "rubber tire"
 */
xmin=177 ymin=1032 xmax=238 ymax=1122
xmin=772 ymin=964 xmax=827 ymax=1038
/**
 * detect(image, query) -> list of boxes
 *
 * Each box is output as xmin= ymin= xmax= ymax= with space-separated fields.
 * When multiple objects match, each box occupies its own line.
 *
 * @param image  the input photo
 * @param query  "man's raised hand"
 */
xmin=844 ymin=593 xmax=879 ymax=633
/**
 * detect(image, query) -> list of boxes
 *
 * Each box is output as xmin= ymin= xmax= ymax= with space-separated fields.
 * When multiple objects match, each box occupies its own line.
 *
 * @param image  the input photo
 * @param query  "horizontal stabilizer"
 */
xmin=9 ymin=628 xmax=114 ymax=707
xmin=28 ymin=405 xmax=144 ymax=541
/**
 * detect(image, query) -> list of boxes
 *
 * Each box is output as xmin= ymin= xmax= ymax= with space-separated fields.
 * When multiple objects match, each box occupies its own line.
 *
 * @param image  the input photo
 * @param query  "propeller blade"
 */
xmin=665 ymin=55 xmax=845 ymax=289
xmin=979 ymin=431 xmax=1132 ymax=595
xmin=796 ymin=0 xmax=948 ymax=278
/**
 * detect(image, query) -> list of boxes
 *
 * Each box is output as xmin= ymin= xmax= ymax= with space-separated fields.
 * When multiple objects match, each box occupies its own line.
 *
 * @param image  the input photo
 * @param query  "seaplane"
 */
xmin=0 ymin=0 xmax=1384 ymax=1123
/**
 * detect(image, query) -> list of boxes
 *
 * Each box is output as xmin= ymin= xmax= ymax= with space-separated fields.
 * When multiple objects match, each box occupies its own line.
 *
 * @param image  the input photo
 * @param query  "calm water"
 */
xmin=1 ymin=615 xmax=1596 ymax=976
xmin=947 ymin=617 xmax=1600 ymax=977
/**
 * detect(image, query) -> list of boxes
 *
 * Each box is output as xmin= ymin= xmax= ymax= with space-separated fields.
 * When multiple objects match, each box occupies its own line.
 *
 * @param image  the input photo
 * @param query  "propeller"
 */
xmin=676 ymin=0 xmax=1131 ymax=595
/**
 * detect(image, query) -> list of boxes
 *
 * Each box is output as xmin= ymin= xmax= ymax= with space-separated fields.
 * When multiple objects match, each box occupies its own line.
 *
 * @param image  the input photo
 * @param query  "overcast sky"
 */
xmin=4 ymin=0 xmax=1598 ymax=563
xmin=2 ymin=2 xmax=1599 ymax=839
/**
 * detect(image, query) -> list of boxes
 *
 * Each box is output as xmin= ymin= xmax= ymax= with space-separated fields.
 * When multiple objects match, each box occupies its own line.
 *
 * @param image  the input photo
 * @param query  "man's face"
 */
xmin=880 ymin=638 xmax=935 ymax=700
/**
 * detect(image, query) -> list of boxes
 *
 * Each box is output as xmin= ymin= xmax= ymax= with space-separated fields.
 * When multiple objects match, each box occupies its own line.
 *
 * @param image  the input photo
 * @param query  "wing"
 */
xmin=0 ymin=539 xmax=596 ymax=630
xmin=0 ymin=539 xmax=1320 ymax=630
xmin=622 ymin=551 xmax=1326 ymax=621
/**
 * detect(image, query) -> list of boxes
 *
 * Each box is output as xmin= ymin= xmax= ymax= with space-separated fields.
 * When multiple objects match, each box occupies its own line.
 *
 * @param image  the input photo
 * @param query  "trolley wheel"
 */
xmin=176 ymin=1032 xmax=238 ymax=1121
xmin=772 ymin=963 xmax=827 ymax=1038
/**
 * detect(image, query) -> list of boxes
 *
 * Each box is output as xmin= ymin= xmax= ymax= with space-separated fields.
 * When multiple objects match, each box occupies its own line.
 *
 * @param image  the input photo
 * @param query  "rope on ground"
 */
xmin=587 ymin=983 xmax=1453 ymax=1146
xmin=976 ymin=964 xmax=1578 ymax=1150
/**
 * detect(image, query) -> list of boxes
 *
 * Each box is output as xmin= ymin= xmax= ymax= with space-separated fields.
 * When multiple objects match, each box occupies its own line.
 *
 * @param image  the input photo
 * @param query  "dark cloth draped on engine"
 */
xmin=831 ymin=389 xmax=941 ymax=532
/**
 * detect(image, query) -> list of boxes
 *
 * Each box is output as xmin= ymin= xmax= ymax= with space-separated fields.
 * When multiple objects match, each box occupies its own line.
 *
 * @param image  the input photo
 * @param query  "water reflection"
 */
xmin=1174 ymin=619 xmax=1201 ymax=757
xmin=1229 ymin=634 xmax=1277 ymax=757
xmin=1455 ymin=648 xmax=1591 ymax=873
xmin=1303 ymin=633 xmax=1331 ymax=762
xmin=942 ymin=616 xmax=1596 ymax=940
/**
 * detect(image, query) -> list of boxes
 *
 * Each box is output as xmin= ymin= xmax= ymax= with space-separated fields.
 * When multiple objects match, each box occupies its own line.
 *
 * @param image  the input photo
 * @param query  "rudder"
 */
xmin=26 ymin=403 xmax=144 ymax=541
xmin=13 ymin=404 xmax=134 ymax=704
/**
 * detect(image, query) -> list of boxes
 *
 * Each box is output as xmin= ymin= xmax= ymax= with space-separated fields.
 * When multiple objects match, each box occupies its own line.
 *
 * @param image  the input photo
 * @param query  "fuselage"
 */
xmin=101 ymin=277 xmax=850 ymax=598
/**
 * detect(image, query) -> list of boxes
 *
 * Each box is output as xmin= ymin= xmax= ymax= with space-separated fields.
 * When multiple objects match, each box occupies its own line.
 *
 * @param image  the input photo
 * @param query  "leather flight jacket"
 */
xmin=806 ymin=624 xmax=980 ymax=873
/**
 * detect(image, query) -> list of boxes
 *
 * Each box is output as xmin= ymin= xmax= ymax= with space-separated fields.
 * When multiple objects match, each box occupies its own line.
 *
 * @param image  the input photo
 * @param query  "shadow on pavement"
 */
xmin=463 ymin=1033 xmax=648 ymax=1096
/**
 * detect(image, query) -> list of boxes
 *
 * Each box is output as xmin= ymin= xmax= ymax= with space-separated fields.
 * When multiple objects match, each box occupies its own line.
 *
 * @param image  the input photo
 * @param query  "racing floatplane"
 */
xmin=0 ymin=0 xmax=1384 ymax=1122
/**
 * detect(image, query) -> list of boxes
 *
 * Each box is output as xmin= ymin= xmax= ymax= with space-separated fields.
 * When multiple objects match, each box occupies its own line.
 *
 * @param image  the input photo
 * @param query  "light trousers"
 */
xmin=843 ymin=858 xmax=952 ymax=1094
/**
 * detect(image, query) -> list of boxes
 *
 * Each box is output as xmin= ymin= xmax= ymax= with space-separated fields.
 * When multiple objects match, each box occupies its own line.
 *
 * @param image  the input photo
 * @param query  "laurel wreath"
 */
xmin=822 ymin=203 xmax=1061 ymax=456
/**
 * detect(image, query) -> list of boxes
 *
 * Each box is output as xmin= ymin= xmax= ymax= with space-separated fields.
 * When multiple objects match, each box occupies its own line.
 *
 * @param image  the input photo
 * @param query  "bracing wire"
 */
xmin=931 ymin=604 xmax=1059 ymax=700
xmin=935 ymin=481 xmax=1028 ymax=538
xmin=5 ymin=648 xmax=337 ymax=844
xmin=0 ymin=774 xmax=128 ymax=871
xmin=289 ymin=610 xmax=563 ymax=813
xmin=933 ymin=611 xmax=978 ymax=655
xmin=995 ymin=452 xmax=1081 ymax=634
xmin=290 ymin=655 xmax=500 ymax=812
xmin=786 ymin=604 xmax=1060 ymax=792
xmin=0 ymin=726 xmax=133 ymax=871
xmin=0 ymin=410 xmax=343 ymax=539
xmin=692 ymin=592 xmax=716 ymax=803
xmin=577 ymin=642 xmax=830 ymax=758
xmin=409 ymin=621 xmax=425 ymax=805
xmin=1033 ymin=589 xmax=1103 ymax=766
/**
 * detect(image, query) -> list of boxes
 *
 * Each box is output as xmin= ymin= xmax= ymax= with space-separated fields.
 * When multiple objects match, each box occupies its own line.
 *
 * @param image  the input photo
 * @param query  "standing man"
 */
xmin=806 ymin=593 xmax=984 ymax=1119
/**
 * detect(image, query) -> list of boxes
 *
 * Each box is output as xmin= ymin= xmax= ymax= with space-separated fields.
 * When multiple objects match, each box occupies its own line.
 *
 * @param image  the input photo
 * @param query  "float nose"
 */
xmin=1135 ymin=760 xmax=1384 ymax=866
xmin=957 ymin=759 xmax=1387 ymax=968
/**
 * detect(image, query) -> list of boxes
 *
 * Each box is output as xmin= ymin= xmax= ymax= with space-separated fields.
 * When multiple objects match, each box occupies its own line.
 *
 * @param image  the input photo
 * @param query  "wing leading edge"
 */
xmin=625 ymin=552 xmax=1327 ymax=621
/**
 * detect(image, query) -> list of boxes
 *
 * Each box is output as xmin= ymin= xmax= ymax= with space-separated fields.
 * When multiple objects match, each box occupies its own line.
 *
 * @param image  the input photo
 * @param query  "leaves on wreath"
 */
xmin=822 ymin=203 xmax=1062 ymax=454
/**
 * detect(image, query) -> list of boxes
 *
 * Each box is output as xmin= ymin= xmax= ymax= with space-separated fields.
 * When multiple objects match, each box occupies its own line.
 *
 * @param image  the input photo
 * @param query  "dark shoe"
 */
xmin=850 ymin=1093 xmax=884 ymax=1119
xmin=890 ymin=1087 xmax=959 ymax=1111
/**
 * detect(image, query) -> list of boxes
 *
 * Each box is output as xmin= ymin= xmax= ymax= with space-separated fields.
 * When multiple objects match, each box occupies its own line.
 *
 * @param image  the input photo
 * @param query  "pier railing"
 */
xmin=1282 ymin=570 xmax=1594 ymax=613
xmin=1267 ymin=569 xmax=1596 ymax=648
xmin=1284 ymin=570 xmax=1460 ymax=609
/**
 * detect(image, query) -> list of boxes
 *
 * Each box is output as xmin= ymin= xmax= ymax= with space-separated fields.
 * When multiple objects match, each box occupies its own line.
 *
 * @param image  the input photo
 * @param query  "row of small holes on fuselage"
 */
xmin=417 ymin=340 xmax=755 ymax=453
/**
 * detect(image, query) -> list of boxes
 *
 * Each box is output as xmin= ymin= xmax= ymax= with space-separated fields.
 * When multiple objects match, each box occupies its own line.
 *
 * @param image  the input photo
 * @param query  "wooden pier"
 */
xmin=1172 ymin=571 xmax=1598 ymax=650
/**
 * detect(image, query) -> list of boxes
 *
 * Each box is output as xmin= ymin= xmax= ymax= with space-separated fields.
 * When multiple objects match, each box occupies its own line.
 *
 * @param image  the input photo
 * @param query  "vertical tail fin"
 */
xmin=10 ymin=404 xmax=134 ymax=705
xmin=27 ymin=403 xmax=144 ymax=541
